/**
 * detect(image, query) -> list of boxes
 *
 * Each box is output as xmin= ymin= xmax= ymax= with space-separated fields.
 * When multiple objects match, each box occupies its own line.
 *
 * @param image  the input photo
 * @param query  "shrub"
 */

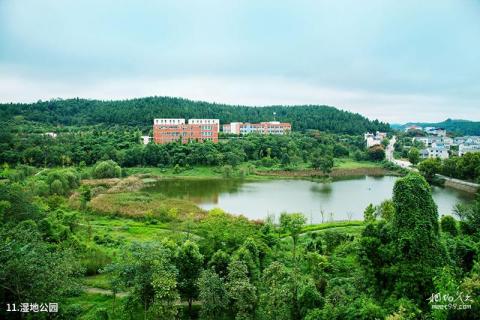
xmin=81 ymin=247 xmax=112 ymax=276
xmin=440 ymin=215 xmax=458 ymax=236
xmin=367 ymin=145 xmax=386 ymax=161
xmin=322 ymin=230 xmax=353 ymax=253
xmin=222 ymin=165 xmax=233 ymax=178
xmin=92 ymin=160 xmax=122 ymax=179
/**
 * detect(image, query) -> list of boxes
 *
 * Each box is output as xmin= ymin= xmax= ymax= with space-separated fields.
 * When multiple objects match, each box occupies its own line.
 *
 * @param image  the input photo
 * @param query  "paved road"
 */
xmin=386 ymin=136 xmax=412 ymax=169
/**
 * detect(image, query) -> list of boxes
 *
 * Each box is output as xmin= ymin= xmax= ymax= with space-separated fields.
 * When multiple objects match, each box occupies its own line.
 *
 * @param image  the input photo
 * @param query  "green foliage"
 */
xmin=418 ymin=157 xmax=441 ymax=181
xmin=176 ymin=240 xmax=204 ymax=315
xmin=322 ymin=230 xmax=354 ymax=254
xmin=0 ymin=182 xmax=42 ymax=223
xmin=198 ymin=208 xmax=257 ymax=257
xmin=454 ymin=195 xmax=480 ymax=235
xmin=222 ymin=164 xmax=234 ymax=178
xmin=400 ymin=119 xmax=480 ymax=136
xmin=0 ymin=97 xmax=390 ymax=134
xmin=440 ymin=215 xmax=458 ymax=236
xmin=392 ymin=173 xmax=444 ymax=304
xmin=226 ymin=260 xmax=257 ymax=320
xmin=108 ymin=241 xmax=179 ymax=319
xmin=363 ymin=203 xmax=376 ymax=223
xmin=297 ymin=276 xmax=323 ymax=318
xmin=376 ymin=200 xmax=395 ymax=222
xmin=305 ymin=232 xmax=323 ymax=254
xmin=280 ymin=212 xmax=307 ymax=260
xmin=93 ymin=160 xmax=122 ymax=178
xmin=258 ymin=262 xmax=293 ymax=320
xmin=0 ymin=221 xmax=82 ymax=319
xmin=198 ymin=269 xmax=228 ymax=320
xmin=367 ymin=145 xmax=385 ymax=161
xmin=407 ymin=147 xmax=420 ymax=165
xmin=208 ymin=249 xmax=231 ymax=278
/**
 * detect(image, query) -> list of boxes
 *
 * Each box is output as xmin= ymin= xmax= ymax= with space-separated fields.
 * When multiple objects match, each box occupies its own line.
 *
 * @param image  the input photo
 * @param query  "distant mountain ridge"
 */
xmin=393 ymin=119 xmax=480 ymax=136
xmin=0 ymin=96 xmax=390 ymax=135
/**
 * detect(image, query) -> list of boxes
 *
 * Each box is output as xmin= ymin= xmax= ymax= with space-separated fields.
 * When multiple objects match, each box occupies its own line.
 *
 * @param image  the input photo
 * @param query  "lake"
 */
xmin=145 ymin=176 xmax=474 ymax=223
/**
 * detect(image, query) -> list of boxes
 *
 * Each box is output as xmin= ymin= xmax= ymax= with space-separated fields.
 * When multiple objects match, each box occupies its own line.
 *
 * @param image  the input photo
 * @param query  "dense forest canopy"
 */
xmin=393 ymin=119 xmax=480 ymax=136
xmin=0 ymin=96 xmax=390 ymax=134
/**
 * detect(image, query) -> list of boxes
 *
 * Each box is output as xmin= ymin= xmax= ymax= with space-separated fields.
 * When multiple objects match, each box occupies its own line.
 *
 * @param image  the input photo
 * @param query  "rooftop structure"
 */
xmin=153 ymin=118 xmax=219 ymax=144
xmin=188 ymin=119 xmax=220 ymax=132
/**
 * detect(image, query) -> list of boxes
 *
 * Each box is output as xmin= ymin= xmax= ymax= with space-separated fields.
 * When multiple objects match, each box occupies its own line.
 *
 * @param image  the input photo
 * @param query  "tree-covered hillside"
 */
xmin=397 ymin=119 xmax=480 ymax=136
xmin=0 ymin=97 xmax=390 ymax=134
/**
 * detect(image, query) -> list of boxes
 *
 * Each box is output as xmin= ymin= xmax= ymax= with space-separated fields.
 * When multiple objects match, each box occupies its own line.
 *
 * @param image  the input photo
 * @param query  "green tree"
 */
xmin=150 ymin=265 xmax=179 ymax=320
xmin=417 ymin=158 xmax=441 ymax=181
xmin=392 ymin=173 xmax=444 ymax=305
xmin=363 ymin=203 xmax=376 ymax=223
xmin=367 ymin=145 xmax=385 ymax=161
xmin=311 ymin=152 xmax=334 ymax=175
xmin=407 ymin=147 xmax=420 ymax=165
xmin=258 ymin=262 xmax=293 ymax=320
xmin=454 ymin=195 xmax=480 ymax=235
xmin=111 ymin=241 xmax=178 ymax=320
xmin=92 ymin=160 xmax=122 ymax=178
xmin=440 ymin=215 xmax=458 ymax=236
xmin=376 ymin=200 xmax=395 ymax=222
xmin=208 ymin=249 xmax=230 ymax=278
xmin=198 ymin=269 xmax=228 ymax=320
xmin=176 ymin=240 xmax=204 ymax=316
xmin=226 ymin=260 xmax=257 ymax=320
xmin=0 ymin=220 xmax=82 ymax=319
xmin=279 ymin=212 xmax=307 ymax=261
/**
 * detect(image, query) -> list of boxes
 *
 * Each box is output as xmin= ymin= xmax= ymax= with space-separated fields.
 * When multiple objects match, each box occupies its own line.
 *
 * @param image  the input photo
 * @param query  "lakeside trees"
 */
xmin=0 ymin=165 xmax=479 ymax=319
xmin=418 ymin=153 xmax=480 ymax=183
xmin=0 ymin=122 xmax=379 ymax=173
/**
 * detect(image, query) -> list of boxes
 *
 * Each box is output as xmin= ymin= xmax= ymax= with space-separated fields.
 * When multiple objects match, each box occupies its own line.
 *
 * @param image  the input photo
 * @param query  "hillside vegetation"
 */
xmin=396 ymin=119 xmax=480 ymax=136
xmin=0 ymin=96 xmax=390 ymax=134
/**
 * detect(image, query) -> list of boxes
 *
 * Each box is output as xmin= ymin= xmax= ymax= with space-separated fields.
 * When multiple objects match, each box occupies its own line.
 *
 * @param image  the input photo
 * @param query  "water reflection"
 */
xmin=145 ymin=176 xmax=473 ymax=222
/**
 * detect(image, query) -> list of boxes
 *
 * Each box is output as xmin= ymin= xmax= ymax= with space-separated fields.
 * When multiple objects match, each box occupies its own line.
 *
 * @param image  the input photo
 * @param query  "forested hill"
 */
xmin=0 ymin=96 xmax=390 ymax=134
xmin=395 ymin=119 xmax=480 ymax=136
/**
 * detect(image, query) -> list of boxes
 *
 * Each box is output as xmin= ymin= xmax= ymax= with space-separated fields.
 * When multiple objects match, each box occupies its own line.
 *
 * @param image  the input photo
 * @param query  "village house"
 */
xmin=364 ymin=131 xmax=387 ymax=148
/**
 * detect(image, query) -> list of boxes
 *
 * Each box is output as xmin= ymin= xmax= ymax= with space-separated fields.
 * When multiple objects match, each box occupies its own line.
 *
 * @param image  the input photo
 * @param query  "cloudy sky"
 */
xmin=1 ymin=0 xmax=479 ymax=123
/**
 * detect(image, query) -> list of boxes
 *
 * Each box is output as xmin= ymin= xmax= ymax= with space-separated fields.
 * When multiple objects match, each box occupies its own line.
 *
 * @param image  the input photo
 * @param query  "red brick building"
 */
xmin=153 ymin=118 xmax=219 ymax=144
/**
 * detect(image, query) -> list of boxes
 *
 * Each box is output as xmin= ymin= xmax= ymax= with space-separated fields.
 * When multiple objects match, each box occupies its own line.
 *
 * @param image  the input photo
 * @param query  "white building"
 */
xmin=43 ymin=132 xmax=57 ymax=138
xmin=414 ymin=136 xmax=453 ymax=148
xmin=364 ymin=132 xmax=386 ymax=148
xmin=141 ymin=136 xmax=152 ymax=145
xmin=459 ymin=144 xmax=480 ymax=156
xmin=223 ymin=122 xmax=242 ymax=134
xmin=424 ymin=127 xmax=446 ymax=137
xmin=420 ymin=147 xmax=449 ymax=159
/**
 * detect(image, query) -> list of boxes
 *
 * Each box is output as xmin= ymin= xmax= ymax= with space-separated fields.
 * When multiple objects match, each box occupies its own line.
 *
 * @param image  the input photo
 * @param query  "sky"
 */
xmin=1 ymin=0 xmax=479 ymax=123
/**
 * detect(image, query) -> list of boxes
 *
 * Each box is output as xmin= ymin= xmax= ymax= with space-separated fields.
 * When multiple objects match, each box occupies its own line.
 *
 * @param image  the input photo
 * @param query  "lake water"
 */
xmin=145 ymin=176 xmax=474 ymax=223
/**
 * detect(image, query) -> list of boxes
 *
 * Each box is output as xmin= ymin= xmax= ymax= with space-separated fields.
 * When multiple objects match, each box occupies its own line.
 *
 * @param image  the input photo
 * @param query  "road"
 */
xmin=386 ymin=136 xmax=412 ymax=169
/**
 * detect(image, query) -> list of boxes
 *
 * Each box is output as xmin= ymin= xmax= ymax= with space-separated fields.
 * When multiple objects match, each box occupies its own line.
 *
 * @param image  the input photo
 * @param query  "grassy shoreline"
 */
xmin=123 ymin=158 xmax=391 ymax=180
